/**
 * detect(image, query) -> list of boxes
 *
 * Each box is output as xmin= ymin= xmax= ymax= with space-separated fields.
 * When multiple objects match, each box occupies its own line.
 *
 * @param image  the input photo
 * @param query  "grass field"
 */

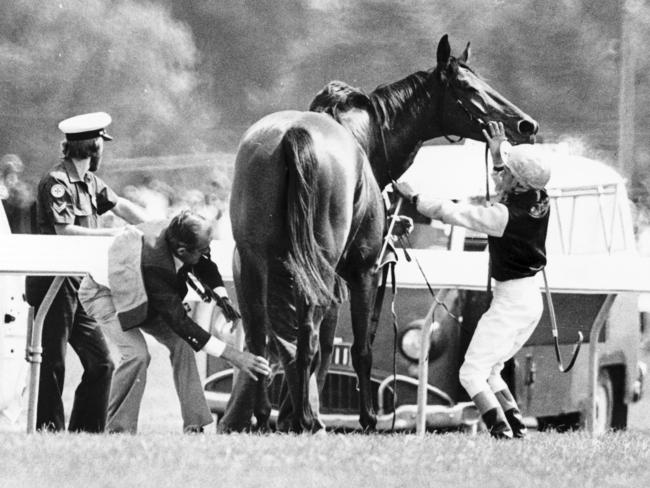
xmin=1 ymin=430 xmax=650 ymax=488
xmin=1 ymin=340 xmax=650 ymax=488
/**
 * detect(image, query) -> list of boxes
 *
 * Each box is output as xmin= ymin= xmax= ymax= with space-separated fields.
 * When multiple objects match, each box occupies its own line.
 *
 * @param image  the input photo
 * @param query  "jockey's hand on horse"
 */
xmin=481 ymin=121 xmax=508 ymax=165
xmin=221 ymin=345 xmax=271 ymax=380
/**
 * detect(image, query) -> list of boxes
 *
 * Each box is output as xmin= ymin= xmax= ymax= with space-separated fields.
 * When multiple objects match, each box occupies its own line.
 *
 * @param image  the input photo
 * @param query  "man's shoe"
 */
xmin=183 ymin=425 xmax=204 ymax=434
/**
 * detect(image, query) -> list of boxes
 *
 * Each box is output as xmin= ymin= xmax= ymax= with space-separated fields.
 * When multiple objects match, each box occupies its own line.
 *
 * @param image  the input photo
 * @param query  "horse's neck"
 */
xmin=368 ymin=86 xmax=442 ymax=187
xmin=335 ymin=108 xmax=372 ymax=155
xmin=369 ymin=121 xmax=428 ymax=188
xmin=368 ymin=68 xmax=464 ymax=188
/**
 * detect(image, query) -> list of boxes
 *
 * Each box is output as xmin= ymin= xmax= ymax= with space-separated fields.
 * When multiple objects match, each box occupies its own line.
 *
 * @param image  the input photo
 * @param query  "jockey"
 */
xmin=394 ymin=121 xmax=550 ymax=439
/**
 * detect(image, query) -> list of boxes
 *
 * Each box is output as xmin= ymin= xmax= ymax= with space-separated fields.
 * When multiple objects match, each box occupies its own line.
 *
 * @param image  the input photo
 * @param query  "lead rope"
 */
xmin=484 ymin=143 xmax=493 ymax=299
xmin=373 ymin=117 xmax=401 ymax=428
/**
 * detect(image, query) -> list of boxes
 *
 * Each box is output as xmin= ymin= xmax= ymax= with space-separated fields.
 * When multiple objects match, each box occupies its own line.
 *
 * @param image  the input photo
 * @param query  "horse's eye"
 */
xmin=468 ymin=97 xmax=488 ymax=115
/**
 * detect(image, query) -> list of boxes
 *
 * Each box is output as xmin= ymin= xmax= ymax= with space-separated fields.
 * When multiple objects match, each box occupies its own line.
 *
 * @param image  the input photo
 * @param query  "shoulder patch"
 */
xmin=528 ymin=199 xmax=549 ymax=218
xmin=50 ymin=184 xmax=66 ymax=198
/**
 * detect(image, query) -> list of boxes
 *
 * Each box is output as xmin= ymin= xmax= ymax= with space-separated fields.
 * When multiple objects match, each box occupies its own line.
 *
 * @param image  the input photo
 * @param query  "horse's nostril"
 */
xmin=518 ymin=119 xmax=538 ymax=136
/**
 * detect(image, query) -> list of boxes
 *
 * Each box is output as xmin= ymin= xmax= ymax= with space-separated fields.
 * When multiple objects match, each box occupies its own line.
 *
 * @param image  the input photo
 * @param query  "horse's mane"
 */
xmin=310 ymin=68 xmax=443 ymax=136
xmin=369 ymin=70 xmax=435 ymax=131
xmin=309 ymin=80 xmax=373 ymax=155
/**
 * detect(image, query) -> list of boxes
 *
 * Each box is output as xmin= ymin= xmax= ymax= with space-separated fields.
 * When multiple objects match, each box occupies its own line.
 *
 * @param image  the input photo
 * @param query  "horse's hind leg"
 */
xmin=267 ymin=258 xmax=324 ymax=433
xmin=316 ymin=303 xmax=339 ymax=394
xmin=276 ymin=301 xmax=337 ymax=432
xmin=349 ymin=271 xmax=381 ymax=431
xmin=217 ymin=248 xmax=271 ymax=433
xmin=295 ymin=303 xmax=324 ymax=432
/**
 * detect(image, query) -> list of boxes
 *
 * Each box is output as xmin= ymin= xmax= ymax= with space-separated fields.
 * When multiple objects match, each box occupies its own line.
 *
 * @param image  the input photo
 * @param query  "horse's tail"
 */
xmin=282 ymin=126 xmax=335 ymax=306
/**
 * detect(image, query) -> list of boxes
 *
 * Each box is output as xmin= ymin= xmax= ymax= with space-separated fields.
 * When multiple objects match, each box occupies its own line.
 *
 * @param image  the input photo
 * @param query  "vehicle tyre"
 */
xmin=610 ymin=366 xmax=629 ymax=430
xmin=591 ymin=369 xmax=614 ymax=434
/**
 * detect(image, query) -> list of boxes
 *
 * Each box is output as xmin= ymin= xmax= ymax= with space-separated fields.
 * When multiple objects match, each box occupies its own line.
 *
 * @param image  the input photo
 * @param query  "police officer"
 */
xmin=26 ymin=112 xmax=149 ymax=432
xmin=394 ymin=121 xmax=551 ymax=439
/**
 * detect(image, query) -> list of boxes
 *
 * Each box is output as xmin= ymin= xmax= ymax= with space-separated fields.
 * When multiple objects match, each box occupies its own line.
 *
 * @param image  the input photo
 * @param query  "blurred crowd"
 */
xmin=0 ymin=155 xmax=233 ymax=239
xmin=101 ymin=175 xmax=232 ymax=239
xmin=0 ymin=154 xmax=34 ymax=234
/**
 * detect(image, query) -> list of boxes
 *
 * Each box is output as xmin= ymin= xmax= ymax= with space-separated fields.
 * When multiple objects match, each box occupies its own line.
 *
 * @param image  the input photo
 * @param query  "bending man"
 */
xmin=79 ymin=210 xmax=270 ymax=433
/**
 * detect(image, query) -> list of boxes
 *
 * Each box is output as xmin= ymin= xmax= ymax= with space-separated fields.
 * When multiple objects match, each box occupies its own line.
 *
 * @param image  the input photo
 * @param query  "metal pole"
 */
xmin=617 ymin=0 xmax=638 ymax=176
xmin=586 ymin=293 xmax=616 ymax=436
xmin=415 ymin=300 xmax=438 ymax=436
xmin=26 ymin=276 xmax=65 ymax=434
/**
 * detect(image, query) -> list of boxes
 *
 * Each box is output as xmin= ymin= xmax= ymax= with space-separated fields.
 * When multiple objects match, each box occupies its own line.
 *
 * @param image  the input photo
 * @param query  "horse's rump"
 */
xmin=231 ymin=111 xmax=367 ymax=307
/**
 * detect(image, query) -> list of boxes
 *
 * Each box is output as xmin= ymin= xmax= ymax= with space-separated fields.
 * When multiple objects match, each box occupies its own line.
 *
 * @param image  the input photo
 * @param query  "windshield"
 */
xmin=546 ymin=184 xmax=633 ymax=255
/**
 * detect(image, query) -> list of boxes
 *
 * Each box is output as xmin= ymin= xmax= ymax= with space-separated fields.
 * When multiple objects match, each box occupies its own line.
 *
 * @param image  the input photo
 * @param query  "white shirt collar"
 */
xmin=173 ymin=255 xmax=184 ymax=273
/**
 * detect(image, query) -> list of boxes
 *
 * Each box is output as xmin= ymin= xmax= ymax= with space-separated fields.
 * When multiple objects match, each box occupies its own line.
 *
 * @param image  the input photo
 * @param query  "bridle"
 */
xmin=438 ymin=76 xmax=488 ymax=144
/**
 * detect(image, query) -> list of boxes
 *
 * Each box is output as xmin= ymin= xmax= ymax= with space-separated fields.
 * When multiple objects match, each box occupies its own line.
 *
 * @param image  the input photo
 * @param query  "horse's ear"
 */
xmin=436 ymin=34 xmax=451 ymax=67
xmin=458 ymin=42 xmax=471 ymax=64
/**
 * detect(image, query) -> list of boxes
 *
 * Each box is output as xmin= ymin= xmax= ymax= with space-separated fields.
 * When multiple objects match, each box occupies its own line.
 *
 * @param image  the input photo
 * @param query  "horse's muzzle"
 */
xmin=517 ymin=119 xmax=539 ymax=137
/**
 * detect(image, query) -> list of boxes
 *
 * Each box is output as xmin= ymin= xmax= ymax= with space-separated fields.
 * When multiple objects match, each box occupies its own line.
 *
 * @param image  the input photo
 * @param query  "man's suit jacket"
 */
xmin=115 ymin=220 xmax=224 ymax=351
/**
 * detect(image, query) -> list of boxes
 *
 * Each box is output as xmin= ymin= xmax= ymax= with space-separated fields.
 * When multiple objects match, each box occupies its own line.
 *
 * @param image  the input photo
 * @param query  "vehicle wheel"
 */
xmin=592 ymin=369 xmax=614 ymax=434
xmin=537 ymin=412 xmax=580 ymax=432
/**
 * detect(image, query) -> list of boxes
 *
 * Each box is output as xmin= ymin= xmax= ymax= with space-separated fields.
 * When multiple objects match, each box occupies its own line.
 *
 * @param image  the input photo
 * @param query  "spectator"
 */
xmin=0 ymin=154 xmax=34 ymax=234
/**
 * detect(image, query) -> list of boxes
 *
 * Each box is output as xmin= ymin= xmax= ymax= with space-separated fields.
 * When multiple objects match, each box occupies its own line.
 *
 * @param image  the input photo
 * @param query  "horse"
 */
xmin=218 ymin=34 xmax=538 ymax=433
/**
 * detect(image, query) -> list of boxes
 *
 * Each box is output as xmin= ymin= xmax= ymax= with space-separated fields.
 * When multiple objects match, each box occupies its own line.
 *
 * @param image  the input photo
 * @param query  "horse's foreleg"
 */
xmin=349 ymin=272 xmax=381 ymax=431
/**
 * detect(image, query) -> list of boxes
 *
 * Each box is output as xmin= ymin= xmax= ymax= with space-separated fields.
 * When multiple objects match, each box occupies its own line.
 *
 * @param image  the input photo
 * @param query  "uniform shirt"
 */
xmin=416 ymin=188 xmax=550 ymax=281
xmin=34 ymin=159 xmax=118 ymax=234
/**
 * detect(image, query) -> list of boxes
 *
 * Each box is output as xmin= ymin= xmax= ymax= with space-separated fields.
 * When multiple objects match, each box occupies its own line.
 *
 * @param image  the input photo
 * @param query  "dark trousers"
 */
xmin=27 ymin=276 xmax=114 ymax=432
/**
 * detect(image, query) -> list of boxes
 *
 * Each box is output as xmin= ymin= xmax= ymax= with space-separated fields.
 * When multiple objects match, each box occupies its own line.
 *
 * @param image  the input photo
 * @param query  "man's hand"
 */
xmin=221 ymin=345 xmax=271 ymax=380
xmin=392 ymin=179 xmax=418 ymax=205
xmin=217 ymin=296 xmax=242 ymax=323
xmin=481 ymin=121 xmax=508 ymax=165
xmin=391 ymin=215 xmax=414 ymax=238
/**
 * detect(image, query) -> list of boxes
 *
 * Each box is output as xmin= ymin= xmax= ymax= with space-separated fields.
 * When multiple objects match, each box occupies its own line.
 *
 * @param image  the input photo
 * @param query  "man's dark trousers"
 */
xmin=30 ymin=276 xmax=114 ymax=432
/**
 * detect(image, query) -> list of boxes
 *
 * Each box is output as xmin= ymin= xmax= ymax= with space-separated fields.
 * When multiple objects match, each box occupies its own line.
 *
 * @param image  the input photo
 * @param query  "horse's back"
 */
xmin=231 ymin=110 xmax=368 ymax=252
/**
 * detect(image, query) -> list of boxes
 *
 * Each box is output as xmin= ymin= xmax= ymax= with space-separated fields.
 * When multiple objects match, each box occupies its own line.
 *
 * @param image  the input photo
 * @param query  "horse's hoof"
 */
xmin=252 ymin=418 xmax=272 ymax=434
xmin=360 ymin=415 xmax=378 ymax=433
xmin=216 ymin=418 xmax=253 ymax=434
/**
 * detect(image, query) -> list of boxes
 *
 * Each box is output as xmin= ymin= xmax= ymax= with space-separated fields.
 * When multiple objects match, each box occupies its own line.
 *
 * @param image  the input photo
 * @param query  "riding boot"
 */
xmin=504 ymin=409 xmax=527 ymax=439
xmin=472 ymin=390 xmax=513 ymax=439
xmin=495 ymin=389 xmax=527 ymax=439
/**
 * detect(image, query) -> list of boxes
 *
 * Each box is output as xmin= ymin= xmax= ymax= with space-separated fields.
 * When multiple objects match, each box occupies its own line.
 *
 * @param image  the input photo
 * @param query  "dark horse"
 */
xmin=219 ymin=35 xmax=538 ymax=432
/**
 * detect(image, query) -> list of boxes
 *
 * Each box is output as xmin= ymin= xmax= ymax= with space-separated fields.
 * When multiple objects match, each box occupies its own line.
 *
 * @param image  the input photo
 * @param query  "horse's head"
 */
xmin=432 ymin=34 xmax=538 ymax=144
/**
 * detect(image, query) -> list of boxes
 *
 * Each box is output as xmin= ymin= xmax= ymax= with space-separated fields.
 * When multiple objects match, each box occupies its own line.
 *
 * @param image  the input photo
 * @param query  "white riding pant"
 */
xmin=459 ymin=276 xmax=543 ymax=398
